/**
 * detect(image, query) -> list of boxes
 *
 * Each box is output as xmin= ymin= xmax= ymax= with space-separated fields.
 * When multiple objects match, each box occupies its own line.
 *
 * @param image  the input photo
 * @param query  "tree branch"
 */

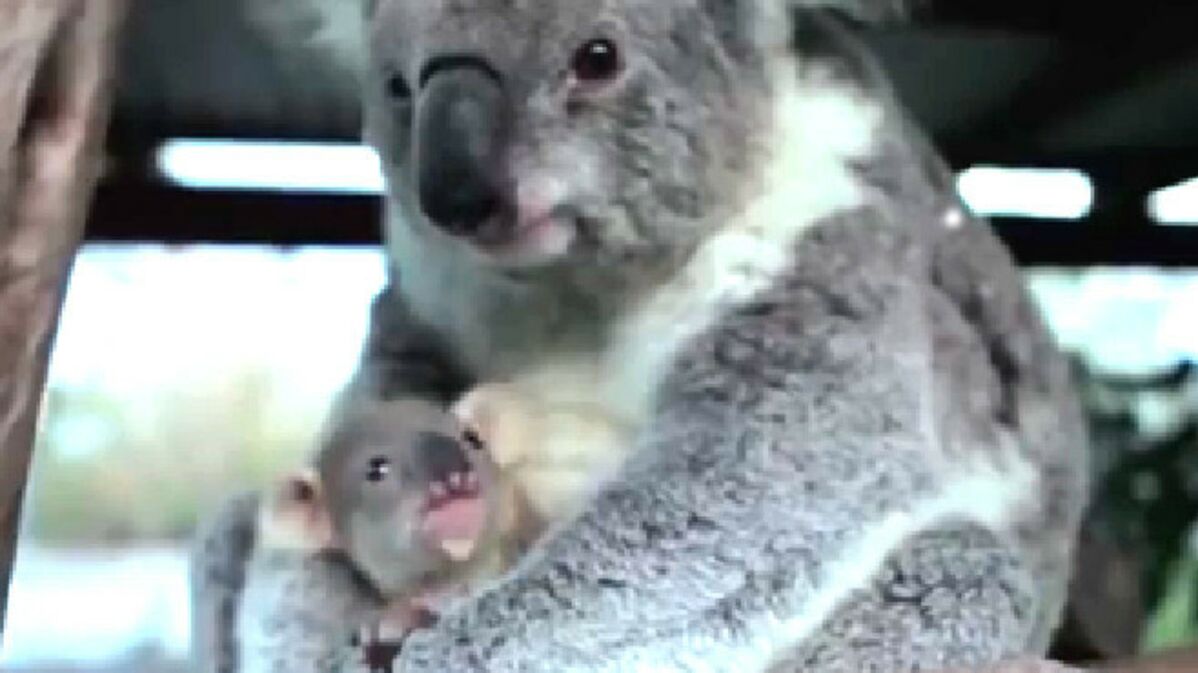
xmin=0 ymin=0 xmax=128 ymax=634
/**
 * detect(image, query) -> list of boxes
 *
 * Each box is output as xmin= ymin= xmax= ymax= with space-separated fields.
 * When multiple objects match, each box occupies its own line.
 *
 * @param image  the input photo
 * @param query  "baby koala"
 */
xmin=256 ymin=398 xmax=523 ymax=642
xmin=245 ymin=386 xmax=633 ymax=671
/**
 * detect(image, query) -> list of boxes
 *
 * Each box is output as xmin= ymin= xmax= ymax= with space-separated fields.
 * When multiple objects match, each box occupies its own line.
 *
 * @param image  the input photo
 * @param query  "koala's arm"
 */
xmin=237 ymin=550 xmax=385 ymax=673
xmin=189 ymin=491 xmax=261 ymax=673
xmin=324 ymin=217 xmax=1071 ymax=673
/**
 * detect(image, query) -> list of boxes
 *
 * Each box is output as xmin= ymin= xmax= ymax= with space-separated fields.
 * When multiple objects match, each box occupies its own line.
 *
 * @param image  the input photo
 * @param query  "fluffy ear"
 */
xmin=257 ymin=467 xmax=340 ymax=552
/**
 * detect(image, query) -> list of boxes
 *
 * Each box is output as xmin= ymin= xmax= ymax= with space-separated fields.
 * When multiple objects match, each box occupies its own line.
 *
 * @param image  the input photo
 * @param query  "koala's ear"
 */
xmin=257 ymin=467 xmax=340 ymax=552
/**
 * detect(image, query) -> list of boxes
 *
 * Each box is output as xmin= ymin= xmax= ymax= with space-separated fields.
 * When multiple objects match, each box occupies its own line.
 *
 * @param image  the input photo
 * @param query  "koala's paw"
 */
xmin=346 ymin=603 xmax=443 ymax=673
xmin=452 ymin=383 xmax=537 ymax=469
xmin=349 ymin=621 xmax=405 ymax=673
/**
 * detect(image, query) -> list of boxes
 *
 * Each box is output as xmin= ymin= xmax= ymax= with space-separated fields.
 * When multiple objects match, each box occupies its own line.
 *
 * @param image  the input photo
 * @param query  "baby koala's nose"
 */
xmin=414 ymin=431 xmax=472 ymax=485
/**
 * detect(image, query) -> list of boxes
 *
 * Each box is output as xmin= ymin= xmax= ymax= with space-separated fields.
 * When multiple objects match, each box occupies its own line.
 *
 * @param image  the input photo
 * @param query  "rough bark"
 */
xmin=1094 ymin=647 xmax=1198 ymax=673
xmin=0 ymin=0 xmax=128 ymax=634
xmin=943 ymin=661 xmax=1085 ymax=673
xmin=938 ymin=646 xmax=1198 ymax=673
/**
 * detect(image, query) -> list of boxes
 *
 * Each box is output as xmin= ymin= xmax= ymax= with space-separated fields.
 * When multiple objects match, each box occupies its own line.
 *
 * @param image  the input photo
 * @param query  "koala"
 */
xmin=192 ymin=387 xmax=632 ymax=672
xmin=212 ymin=392 xmax=623 ymax=673
xmin=298 ymin=397 xmax=515 ymax=602
xmin=198 ymin=0 xmax=1089 ymax=671
xmin=199 ymin=398 xmax=514 ymax=673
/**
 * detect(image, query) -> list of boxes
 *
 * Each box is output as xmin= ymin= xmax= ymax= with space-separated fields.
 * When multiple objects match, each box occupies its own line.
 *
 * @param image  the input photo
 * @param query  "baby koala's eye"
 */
xmin=570 ymin=38 xmax=621 ymax=83
xmin=366 ymin=456 xmax=392 ymax=482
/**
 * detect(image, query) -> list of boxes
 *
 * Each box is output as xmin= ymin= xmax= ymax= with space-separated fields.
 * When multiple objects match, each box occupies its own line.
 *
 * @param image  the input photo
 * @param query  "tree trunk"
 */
xmin=1095 ymin=647 xmax=1198 ymax=673
xmin=0 ymin=0 xmax=128 ymax=634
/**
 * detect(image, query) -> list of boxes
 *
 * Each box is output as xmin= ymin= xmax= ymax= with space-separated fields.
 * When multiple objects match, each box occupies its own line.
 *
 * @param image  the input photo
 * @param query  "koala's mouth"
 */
xmin=451 ymin=210 xmax=579 ymax=267
xmin=418 ymin=469 xmax=488 ymax=561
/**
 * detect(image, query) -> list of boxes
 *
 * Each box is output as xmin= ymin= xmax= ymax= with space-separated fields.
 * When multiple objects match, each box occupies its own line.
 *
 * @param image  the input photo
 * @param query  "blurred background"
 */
xmin=3 ymin=0 xmax=1198 ymax=670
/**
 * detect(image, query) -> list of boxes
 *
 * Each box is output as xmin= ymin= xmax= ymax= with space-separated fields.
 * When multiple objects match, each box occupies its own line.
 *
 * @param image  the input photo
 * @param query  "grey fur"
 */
xmin=315 ymin=397 xmax=512 ymax=599
xmin=189 ymin=492 xmax=384 ymax=673
xmin=350 ymin=207 xmax=1084 ymax=672
xmin=190 ymin=491 xmax=260 ymax=673
xmin=193 ymin=1 xmax=1088 ymax=671
xmin=775 ymin=524 xmax=1036 ymax=672
xmin=237 ymin=549 xmax=382 ymax=673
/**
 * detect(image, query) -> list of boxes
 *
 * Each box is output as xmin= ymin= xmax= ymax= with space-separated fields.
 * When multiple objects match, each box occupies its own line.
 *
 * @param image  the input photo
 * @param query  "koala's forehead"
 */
xmin=322 ymin=400 xmax=450 ymax=473
xmin=372 ymin=0 xmax=685 ymax=65
xmin=348 ymin=402 xmax=449 ymax=447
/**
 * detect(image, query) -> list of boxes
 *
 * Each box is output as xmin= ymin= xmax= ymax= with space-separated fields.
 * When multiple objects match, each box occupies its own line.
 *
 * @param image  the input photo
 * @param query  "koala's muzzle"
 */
xmin=414 ymin=57 xmax=510 ymax=235
xmin=413 ymin=431 xmax=473 ymax=485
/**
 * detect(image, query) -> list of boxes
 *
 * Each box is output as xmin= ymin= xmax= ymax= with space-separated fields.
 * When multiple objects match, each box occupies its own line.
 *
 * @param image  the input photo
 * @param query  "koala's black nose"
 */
xmin=413 ymin=431 xmax=472 ymax=484
xmin=414 ymin=57 xmax=509 ymax=234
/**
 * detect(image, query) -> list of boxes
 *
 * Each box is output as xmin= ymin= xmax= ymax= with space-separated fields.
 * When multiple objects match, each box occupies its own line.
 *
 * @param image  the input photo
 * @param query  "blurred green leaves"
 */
xmin=27 ymin=364 xmax=323 ymax=545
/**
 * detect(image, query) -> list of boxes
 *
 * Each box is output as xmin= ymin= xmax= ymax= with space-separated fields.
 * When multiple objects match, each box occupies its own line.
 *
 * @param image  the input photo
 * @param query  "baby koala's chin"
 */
xmin=420 ymin=494 xmax=489 ymax=562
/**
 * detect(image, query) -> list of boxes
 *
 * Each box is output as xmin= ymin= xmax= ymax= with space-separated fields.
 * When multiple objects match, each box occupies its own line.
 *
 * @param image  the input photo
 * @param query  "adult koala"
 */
xmin=208 ymin=0 xmax=1090 ymax=671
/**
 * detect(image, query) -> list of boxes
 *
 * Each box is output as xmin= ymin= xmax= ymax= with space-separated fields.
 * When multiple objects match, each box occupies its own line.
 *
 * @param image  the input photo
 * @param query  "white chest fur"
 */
xmin=507 ymin=69 xmax=881 ymax=426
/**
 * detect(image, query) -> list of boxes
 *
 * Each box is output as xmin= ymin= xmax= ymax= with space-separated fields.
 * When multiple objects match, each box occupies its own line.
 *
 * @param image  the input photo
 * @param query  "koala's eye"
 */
xmin=366 ymin=456 xmax=392 ymax=482
xmin=571 ymin=38 xmax=621 ymax=83
xmin=385 ymin=72 xmax=411 ymax=101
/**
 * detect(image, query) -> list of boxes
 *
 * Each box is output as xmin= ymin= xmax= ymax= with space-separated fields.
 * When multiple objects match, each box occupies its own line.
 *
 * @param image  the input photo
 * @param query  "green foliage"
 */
xmin=1144 ymin=554 xmax=1198 ymax=651
xmin=27 ymin=364 xmax=324 ymax=545
xmin=1072 ymin=359 xmax=1198 ymax=651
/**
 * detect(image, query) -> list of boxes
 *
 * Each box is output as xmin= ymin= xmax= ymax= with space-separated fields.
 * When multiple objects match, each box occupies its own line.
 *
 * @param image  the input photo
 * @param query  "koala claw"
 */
xmin=452 ymin=383 xmax=535 ymax=469
xmin=351 ymin=601 xmax=442 ymax=673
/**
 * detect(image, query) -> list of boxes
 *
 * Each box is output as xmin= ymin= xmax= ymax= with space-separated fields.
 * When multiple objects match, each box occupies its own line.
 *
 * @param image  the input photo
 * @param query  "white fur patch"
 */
xmin=565 ymin=56 xmax=883 ymax=425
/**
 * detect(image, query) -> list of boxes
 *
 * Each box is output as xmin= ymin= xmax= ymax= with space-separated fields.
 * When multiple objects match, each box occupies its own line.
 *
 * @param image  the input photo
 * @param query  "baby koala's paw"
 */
xmin=349 ymin=623 xmax=403 ymax=673
xmin=347 ymin=604 xmax=437 ymax=673
xmin=452 ymin=383 xmax=539 ymax=469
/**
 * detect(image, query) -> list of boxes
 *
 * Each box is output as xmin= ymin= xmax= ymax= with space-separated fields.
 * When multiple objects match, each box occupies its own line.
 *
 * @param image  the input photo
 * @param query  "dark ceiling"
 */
xmin=93 ymin=0 xmax=1198 ymax=265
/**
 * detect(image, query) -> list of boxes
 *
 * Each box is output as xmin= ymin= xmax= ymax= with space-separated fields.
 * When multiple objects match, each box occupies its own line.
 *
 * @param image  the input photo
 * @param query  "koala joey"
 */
xmin=194 ymin=389 xmax=629 ymax=673
xmin=247 ymin=399 xmax=521 ymax=649
xmin=247 ymin=392 xmax=619 ymax=650
xmin=199 ymin=1 xmax=1089 ymax=671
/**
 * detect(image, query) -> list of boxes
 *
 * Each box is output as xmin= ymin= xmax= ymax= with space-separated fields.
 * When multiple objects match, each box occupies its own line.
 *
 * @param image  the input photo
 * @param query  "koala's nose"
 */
xmin=413 ymin=431 xmax=472 ymax=484
xmin=414 ymin=57 xmax=509 ymax=234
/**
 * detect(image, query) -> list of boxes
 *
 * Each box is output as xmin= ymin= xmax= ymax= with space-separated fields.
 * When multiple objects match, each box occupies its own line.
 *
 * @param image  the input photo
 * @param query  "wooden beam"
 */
xmin=0 ymin=0 xmax=128 ymax=635
xmin=87 ymin=182 xmax=381 ymax=246
xmin=951 ymin=3 xmax=1198 ymax=149
xmin=80 ymin=182 xmax=1198 ymax=267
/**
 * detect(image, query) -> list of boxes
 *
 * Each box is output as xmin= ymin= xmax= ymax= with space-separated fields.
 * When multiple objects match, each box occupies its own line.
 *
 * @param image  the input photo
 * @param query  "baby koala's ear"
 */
xmin=257 ymin=467 xmax=340 ymax=552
